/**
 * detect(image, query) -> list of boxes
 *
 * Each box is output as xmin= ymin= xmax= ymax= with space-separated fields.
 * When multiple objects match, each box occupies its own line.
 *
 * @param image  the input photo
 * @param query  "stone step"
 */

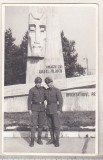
xmin=4 ymin=131 xmax=95 ymax=138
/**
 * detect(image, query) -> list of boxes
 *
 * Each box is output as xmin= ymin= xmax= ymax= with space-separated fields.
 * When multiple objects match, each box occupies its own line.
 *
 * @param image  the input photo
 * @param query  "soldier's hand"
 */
xmin=29 ymin=110 xmax=32 ymax=115
xmin=57 ymin=110 xmax=61 ymax=115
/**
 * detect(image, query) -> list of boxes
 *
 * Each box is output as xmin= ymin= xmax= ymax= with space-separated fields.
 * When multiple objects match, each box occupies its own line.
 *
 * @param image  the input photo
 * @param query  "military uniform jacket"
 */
xmin=28 ymin=86 xmax=45 ymax=112
xmin=45 ymin=87 xmax=63 ymax=114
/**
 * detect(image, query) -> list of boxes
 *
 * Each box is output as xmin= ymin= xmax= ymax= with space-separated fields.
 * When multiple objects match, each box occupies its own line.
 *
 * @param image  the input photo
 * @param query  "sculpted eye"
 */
xmin=29 ymin=24 xmax=36 ymax=31
xmin=40 ymin=25 xmax=46 ymax=32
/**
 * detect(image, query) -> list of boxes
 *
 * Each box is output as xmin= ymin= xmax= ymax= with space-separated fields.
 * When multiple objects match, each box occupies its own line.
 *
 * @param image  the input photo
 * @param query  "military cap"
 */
xmin=35 ymin=77 xmax=42 ymax=83
xmin=45 ymin=77 xmax=53 ymax=84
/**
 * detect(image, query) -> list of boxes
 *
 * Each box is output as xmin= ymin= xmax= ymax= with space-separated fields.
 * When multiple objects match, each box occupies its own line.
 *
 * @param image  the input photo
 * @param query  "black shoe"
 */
xmin=46 ymin=139 xmax=54 ymax=145
xmin=55 ymin=138 xmax=60 ymax=147
xmin=37 ymin=138 xmax=43 ymax=145
xmin=29 ymin=137 xmax=34 ymax=147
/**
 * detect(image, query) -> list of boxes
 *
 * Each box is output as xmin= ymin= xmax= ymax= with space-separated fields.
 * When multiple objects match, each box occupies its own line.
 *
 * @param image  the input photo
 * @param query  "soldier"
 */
xmin=45 ymin=77 xmax=63 ymax=147
xmin=28 ymin=77 xmax=46 ymax=147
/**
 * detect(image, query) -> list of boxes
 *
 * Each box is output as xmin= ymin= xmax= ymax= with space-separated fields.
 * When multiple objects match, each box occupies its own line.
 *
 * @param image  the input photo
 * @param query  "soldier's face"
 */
xmin=36 ymin=83 xmax=41 ymax=88
xmin=47 ymin=82 xmax=53 ymax=88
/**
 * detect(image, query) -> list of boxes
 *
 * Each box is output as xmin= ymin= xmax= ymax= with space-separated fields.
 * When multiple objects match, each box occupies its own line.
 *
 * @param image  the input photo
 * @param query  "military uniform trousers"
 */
xmin=31 ymin=111 xmax=45 ymax=138
xmin=46 ymin=113 xmax=60 ymax=138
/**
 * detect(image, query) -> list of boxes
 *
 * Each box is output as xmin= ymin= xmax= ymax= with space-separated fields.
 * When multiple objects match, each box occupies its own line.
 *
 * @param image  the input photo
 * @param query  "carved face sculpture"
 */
xmin=28 ymin=11 xmax=46 ymax=57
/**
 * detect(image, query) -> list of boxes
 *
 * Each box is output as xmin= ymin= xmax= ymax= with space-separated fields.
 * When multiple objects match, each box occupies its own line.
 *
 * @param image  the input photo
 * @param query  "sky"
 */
xmin=4 ymin=4 xmax=98 ymax=70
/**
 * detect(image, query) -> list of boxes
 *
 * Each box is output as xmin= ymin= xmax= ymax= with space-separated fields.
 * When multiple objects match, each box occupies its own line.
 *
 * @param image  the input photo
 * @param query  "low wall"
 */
xmin=62 ymin=88 xmax=96 ymax=111
xmin=4 ymin=76 xmax=96 ymax=112
xmin=4 ymin=89 xmax=96 ymax=112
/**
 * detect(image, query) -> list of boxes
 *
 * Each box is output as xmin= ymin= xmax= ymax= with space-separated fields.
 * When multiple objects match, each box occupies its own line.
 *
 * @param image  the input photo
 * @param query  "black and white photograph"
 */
xmin=3 ymin=4 xmax=98 ymax=155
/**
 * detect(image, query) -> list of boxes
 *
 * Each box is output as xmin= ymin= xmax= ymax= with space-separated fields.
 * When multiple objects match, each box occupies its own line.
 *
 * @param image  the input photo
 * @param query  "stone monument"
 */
xmin=4 ymin=7 xmax=96 ymax=113
xmin=26 ymin=7 xmax=66 ymax=83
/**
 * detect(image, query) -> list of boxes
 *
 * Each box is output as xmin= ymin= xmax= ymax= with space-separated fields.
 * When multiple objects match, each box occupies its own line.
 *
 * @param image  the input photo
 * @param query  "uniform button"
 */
xmin=40 ymin=102 xmax=41 ymax=104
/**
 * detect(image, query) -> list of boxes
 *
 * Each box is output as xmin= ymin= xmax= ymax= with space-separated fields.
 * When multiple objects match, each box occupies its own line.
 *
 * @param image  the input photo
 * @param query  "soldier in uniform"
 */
xmin=45 ymin=77 xmax=63 ymax=147
xmin=28 ymin=77 xmax=46 ymax=147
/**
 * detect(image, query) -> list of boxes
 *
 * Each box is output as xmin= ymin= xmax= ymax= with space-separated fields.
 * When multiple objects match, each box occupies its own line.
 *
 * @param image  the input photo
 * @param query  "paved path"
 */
xmin=3 ymin=137 xmax=95 ymax=155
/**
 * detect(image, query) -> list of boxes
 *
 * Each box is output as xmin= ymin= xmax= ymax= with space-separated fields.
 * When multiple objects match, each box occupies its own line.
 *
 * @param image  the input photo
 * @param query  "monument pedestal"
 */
xmin=26 ymin=57 xmax=44 ymax=83
xmin=26 ymin=7 xmax=65 ymax=83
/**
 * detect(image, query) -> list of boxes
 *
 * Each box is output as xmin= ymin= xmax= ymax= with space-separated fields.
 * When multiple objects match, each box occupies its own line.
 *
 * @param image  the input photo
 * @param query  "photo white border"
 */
xmin=2 ymin=2 xmax=98 ymax=156
xmin=0 ymin=0 xmax=103 ymax=157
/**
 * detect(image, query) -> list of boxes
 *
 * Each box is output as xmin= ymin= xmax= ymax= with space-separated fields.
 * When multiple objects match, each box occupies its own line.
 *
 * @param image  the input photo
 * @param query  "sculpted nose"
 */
xmin=35 ymin=25 xmax=40 ymax=43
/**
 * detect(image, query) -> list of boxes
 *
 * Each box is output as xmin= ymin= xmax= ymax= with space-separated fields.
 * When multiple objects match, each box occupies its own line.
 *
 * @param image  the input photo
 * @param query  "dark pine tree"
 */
xmin=61 ymin=31 xmax=85 ymax=78
xmin=5 ymin=28 xmax=19 ymax=85
xmin=5 ymin=29 xmax=28 ymax=85
xmin=19 ymin=31 xmax=28 ymax=83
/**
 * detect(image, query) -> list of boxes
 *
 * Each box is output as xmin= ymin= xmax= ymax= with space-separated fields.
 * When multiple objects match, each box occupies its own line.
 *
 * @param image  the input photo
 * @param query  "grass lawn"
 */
xmin=4 ymin=111 xmax=95 ymax=131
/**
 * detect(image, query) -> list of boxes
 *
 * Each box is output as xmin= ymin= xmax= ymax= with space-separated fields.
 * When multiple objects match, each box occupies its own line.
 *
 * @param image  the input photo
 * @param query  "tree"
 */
xmin=19 ymin=31 xmax=28 ymax=83
xmin=4 ymin=28 xmax=19 ymax=85
xmin=61 ymin=31 xmax=85 ymax=77
xmin=5 ymin=29 xmax=28 ymax=85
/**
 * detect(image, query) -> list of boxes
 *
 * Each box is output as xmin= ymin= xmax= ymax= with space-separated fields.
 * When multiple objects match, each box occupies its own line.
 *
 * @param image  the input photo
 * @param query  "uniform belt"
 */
xmin=32 ymin=102 xmax=44 ymax=105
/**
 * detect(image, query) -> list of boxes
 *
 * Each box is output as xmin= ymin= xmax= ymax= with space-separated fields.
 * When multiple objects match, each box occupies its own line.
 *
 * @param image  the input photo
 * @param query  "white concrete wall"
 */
xmin=62 ymin=88 xmax=96 ymax=111
xmin=4 ymin=76 xmax=96 ymax=112
xmin=4 ymin=88 xmax=96 ymax=112
xmin=4 ymin=75 xmax=96 ymax=97
xmin=4 ymin=96 xmax=28 ymax=112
